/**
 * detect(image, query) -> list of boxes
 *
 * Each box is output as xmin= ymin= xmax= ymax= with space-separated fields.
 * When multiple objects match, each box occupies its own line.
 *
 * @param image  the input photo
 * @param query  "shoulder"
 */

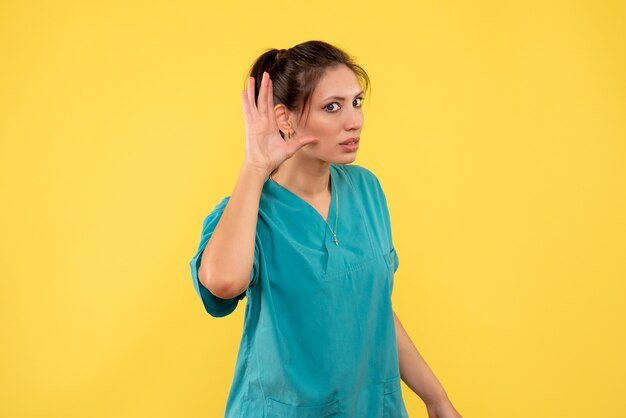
xmin=334 ymin=164 xmax=389 ymax=211
xmin=334 ymin=163 xmax=381 ymax=188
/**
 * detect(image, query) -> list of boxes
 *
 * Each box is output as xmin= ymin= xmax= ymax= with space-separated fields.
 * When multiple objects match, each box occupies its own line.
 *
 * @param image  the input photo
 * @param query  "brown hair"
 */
xmin=247 ymin=40 xmax=370 ymax=132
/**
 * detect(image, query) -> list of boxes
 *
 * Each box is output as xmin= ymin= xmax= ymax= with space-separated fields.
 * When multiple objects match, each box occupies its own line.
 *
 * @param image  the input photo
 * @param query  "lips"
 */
xmin=340 ymin=138 xmax=359 ymax=145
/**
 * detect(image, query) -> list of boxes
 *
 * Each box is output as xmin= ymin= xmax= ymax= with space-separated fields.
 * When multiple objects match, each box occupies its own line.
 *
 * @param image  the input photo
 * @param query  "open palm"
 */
xmin=241 ymin=71 xmax=318 ymax=174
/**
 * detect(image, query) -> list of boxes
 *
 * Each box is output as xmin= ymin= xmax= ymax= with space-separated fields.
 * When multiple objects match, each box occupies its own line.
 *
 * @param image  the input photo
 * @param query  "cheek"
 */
xmin=301 ymin=114 xmax=343 ymax=143
xmin=304 ymin=118 xmax=332 ymax=137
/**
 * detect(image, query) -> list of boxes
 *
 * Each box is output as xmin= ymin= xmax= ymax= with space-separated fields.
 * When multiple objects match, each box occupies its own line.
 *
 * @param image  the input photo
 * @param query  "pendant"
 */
xmin=332 ymin=233 xmax=339 ymax=246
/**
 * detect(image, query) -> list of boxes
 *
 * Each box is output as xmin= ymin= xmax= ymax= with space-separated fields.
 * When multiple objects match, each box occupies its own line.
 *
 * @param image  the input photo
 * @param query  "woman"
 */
xmin=189 ymin=40 xmax=462 ymax=418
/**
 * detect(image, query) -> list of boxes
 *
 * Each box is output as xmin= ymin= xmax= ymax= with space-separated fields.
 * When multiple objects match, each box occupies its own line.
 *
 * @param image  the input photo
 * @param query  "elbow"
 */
xmin=198 ymin=265 xmax=249 ymax=299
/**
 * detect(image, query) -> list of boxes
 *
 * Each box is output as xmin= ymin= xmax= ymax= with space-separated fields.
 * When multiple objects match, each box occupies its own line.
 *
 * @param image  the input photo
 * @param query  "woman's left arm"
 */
xmin=393 ymin=310 xmax=463 ymax=418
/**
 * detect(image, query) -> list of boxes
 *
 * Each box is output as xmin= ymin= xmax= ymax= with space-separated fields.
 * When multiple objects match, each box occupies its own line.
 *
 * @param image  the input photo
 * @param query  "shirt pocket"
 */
xmin=266 ymin=397 xmax=341 ymax=417
xmin=319 ymin=255 xmax=379 ymax=281
xmin=383 ymin=375 xmax=409 ymax=418
xmin=383 ymin=248 xmax=398 ymax=293
xmin=383 ymin=248 xmax=398 ymax=274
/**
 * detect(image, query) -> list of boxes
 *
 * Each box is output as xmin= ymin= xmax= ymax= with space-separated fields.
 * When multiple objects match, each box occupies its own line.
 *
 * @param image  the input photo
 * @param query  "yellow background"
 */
xmin=1 ymin=0 xmax=625 ymax=417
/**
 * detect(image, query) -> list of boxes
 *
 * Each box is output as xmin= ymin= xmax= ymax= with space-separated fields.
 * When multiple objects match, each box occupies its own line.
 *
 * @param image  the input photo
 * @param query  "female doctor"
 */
xmin=190 ymin=40 xmax=462 ymax=418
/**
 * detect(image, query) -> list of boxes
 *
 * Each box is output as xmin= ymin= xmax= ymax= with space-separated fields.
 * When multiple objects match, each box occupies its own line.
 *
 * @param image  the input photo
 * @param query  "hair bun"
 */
xmin=276 ymin=49 xmax=288 ymax=61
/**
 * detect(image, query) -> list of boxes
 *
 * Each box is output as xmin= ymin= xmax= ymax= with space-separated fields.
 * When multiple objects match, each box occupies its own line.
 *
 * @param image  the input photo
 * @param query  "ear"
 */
xmin=274 ymin=104 xmax=295 ymax=137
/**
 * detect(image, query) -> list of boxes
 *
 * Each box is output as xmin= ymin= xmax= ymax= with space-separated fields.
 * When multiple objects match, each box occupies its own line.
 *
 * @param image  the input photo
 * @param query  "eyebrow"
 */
xmin=321 ymin=90 xmax=364 ymax=102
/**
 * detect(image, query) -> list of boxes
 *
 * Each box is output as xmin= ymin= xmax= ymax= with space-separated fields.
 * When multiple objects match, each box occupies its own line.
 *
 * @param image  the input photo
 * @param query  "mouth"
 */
xmin=340 ymin=137 xmax=359 ymax=145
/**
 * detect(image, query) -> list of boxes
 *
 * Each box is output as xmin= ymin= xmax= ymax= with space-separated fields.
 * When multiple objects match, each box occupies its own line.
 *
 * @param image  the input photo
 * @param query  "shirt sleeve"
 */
xmin=188 ymin=197 xmax=260 ymax=317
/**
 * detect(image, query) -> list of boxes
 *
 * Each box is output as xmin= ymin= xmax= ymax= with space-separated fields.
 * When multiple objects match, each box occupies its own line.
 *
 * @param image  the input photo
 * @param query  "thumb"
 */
xmin=285 ymin=135 xmax=318 ymax=156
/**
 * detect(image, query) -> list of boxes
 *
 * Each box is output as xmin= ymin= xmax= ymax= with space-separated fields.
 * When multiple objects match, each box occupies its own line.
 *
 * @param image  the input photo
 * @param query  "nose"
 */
xmin=344 ymin=106 xmax=363 ymax=132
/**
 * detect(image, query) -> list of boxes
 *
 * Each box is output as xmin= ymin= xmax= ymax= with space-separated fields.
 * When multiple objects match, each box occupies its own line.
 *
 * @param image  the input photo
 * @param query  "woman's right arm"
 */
xmin=198 ymin=72 xmax=317 ymax=299
xmin=197 ymin=163 xmax=267 ymax=299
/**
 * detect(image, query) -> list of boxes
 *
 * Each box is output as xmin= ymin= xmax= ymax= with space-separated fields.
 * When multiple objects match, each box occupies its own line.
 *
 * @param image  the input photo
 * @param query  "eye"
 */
xmin=324 ymin=102 xmax=340 ymax=112
xmin=353 ymin=97 xmax=363 ymax=107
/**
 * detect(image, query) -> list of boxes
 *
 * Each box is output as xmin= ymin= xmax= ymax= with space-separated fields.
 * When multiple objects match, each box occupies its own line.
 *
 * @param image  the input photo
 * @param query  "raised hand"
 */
xmin=241 ymin=71 xmax=318 ymax=175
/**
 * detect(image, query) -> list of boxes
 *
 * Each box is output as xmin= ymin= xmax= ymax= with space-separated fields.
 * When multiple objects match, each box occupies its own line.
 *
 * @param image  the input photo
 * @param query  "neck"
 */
xmin=270 ymin=157 xmax=331 ymax=199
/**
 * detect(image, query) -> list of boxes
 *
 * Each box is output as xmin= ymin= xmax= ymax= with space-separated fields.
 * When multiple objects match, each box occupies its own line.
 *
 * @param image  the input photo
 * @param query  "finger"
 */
xmin=257 ymin=71 xmax=268 ymax=114
xmin=246 ymin=76 xmax=256 ymax=113
xmin=266 ymin=76 xmax=274 ymax=111
xmin=241 ymin=90 xmax=251 ymax=127
xmin=267 ymin=78 xmax=279 ymax=131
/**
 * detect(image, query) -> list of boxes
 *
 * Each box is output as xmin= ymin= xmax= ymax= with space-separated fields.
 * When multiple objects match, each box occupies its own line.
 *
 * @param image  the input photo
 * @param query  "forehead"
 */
xmin=311 ymin=65 xmax=361 ymax=100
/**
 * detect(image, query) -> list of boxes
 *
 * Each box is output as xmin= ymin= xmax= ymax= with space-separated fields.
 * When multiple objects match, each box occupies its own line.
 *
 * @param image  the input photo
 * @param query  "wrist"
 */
xmin=422 ymin=391 xmax=450 ymax=408
xmin=241 ymin=161 xmax=271 ymax=179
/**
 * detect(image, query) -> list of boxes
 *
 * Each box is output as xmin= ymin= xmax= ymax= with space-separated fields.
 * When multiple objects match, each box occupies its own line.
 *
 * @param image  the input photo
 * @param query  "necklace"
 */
xmin=269 ymin=171 xmax=339 ymax=245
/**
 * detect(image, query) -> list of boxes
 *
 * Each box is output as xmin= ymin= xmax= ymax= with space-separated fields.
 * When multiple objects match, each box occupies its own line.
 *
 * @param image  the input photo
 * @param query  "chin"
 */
xmin=333 ymin=153 xmax=358 ymax=165
xmin=303 ymin=149 xmax=358 ymax=165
